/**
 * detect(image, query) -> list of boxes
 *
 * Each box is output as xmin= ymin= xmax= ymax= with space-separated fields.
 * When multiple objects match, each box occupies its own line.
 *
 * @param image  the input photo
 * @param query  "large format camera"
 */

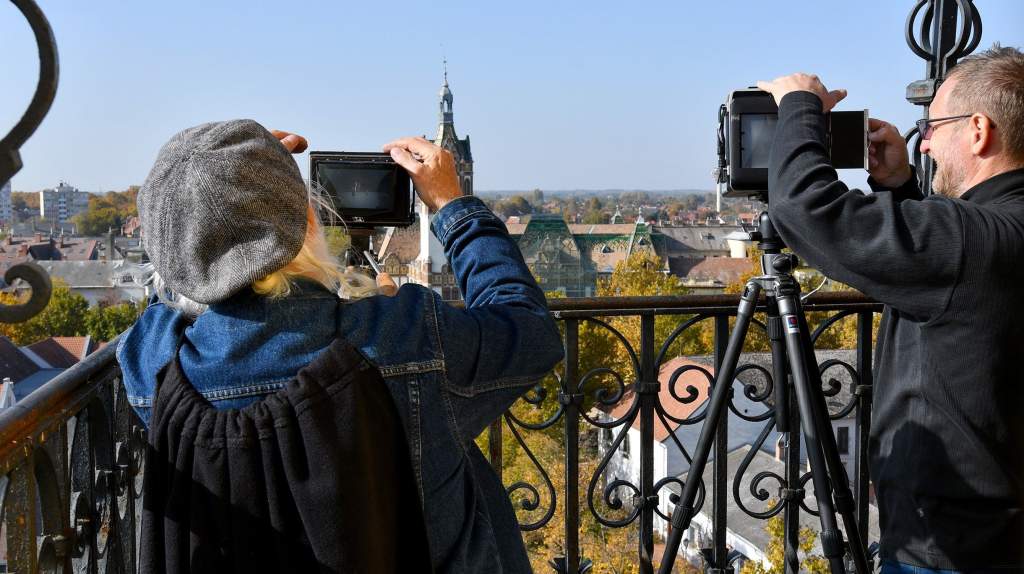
xmin=719 ymin=88 xmax=868 ymax=198
xmin=309 ymin=151 xmax=415 ymax=229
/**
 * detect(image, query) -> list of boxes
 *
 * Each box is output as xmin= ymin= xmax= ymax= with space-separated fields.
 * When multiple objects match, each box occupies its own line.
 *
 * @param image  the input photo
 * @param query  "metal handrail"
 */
xmin=0 ymin=335 xmax=120 ymax=471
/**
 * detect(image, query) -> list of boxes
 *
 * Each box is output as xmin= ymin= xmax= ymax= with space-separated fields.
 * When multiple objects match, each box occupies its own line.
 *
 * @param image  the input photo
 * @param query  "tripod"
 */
xmin=657 ymin=212 xmax=870 ymax=574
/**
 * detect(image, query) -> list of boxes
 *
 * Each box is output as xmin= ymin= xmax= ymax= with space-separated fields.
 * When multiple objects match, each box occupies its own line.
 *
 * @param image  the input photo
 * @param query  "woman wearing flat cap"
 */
xmin=118 ymin=119 xmax=563 ymax=573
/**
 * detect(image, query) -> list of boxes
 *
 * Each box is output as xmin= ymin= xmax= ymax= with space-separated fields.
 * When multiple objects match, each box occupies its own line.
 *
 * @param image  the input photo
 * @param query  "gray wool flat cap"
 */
xmin=138 ymin=119 xmax=308 ymax=304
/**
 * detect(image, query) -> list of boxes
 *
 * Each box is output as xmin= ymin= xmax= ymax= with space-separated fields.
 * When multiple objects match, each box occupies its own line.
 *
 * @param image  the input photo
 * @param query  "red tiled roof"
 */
xmin=601 ymin=357 xmax=714 ymax=442
xmin=57 ymin=239 xmax=99 ymax=261
xmin=26 ymin=336 xmax=97 ymax=368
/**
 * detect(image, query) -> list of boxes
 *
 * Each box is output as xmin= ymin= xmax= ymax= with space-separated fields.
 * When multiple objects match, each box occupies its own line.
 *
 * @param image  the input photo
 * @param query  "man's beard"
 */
xmin=932 ymin=154 xmax=969 ymax=198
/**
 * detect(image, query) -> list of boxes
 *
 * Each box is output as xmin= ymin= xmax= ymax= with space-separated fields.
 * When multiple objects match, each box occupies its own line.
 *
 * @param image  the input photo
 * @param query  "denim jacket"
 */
xmin=116 ymin=196 xmax=565 ymax=573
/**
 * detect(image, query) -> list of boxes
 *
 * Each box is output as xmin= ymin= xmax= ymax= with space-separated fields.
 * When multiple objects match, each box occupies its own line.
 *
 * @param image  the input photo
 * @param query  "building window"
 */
xmin=621 ymin=434 xmax=631 ymax=458
xmin=836 ymin=426 xmax=849 ymax=455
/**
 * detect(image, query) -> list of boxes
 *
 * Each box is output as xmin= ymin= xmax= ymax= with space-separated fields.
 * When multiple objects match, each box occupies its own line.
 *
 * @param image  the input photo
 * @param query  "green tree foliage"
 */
xmin=739 ymin=512 xmax=828 ymax=574
xmin=10 ymin=191 xmax=38 ymax=210
xmin=69 ymin=187 xmax=139 ymax=236
xmin=0 ymin=278 xmax=89 ymax=345
xmin=85 ymin=299 xmax=146 ymax=342
xmin=1 ymin=279 xmax=145 ymax=345
xmin=71 ymin=206 xmax=120 ymax=236
xmin=582 ymin=210 xmax=607 ymax=224
xmin=596 ymin=251 xmax=697 ymax=360
xmin=482 ymin=422 xmax=669 ymax=574
xmin=494 ymin=195 xmax=534 ymax=218
xmin=478 ymin=420 xmax=701 ymax=573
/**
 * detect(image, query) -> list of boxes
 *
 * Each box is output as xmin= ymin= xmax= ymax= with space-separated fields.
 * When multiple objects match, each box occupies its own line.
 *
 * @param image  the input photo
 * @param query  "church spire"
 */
xmin=439 ymin=59 xmax=454 ymax=124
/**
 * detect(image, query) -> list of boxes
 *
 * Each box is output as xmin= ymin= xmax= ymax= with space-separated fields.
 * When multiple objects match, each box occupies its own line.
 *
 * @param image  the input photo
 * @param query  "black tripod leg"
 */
xmin=794 ymin=309 xmax=871 ymax=574
xmin=656 ymin=281 xmax=762 ymax=574
xmin=776 ymin=292 xmax=848 ymax=574
xmin=765 ymin=296 xmax=801 ymax=574
xmin=767 ymin=298 xmax=790 ymax=433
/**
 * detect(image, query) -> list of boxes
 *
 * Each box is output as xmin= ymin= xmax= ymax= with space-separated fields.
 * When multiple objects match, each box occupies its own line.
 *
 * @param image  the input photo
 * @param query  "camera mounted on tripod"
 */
xmin=716 ymin=88 xmax=869 ymax=199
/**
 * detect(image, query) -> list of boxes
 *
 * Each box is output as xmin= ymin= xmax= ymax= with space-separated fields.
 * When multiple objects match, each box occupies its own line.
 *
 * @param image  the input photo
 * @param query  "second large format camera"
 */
xmin=720 ymin=88 xmax=868 ymax=198
xmin=310 ymin=151 xmax=415 ymax=229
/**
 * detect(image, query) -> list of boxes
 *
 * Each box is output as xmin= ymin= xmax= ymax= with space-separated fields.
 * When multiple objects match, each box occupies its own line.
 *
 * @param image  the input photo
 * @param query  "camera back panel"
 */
xmin=309 ymin=151 xmax=415 ymax=229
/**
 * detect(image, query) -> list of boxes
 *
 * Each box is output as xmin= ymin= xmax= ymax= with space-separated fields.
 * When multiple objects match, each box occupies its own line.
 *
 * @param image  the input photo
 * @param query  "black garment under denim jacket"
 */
xmin=767 ymin=91 xmax=1024 ymax=569
xmin=141 ymin=337 xmax=432 ymax=573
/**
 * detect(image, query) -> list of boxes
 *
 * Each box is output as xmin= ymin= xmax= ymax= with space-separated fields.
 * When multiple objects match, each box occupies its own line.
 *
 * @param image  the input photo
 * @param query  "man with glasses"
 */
xmin=755 ymin=45 xmax=1024 ymax=572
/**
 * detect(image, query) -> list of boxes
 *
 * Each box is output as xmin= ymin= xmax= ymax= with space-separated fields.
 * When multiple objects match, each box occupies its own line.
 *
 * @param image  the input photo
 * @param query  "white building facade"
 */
xmin=39 ymin=182 xmax=90 ymax=224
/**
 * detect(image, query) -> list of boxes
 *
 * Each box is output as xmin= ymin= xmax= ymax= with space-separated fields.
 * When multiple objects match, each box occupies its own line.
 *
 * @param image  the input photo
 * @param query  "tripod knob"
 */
xmin=771 ymin=253 xmax=799 ymax=273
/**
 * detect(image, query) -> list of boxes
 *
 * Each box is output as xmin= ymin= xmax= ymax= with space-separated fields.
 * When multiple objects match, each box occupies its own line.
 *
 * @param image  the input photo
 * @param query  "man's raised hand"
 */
xmin=756 ymin=73 xmax=847 ymax=113
xmin=867 ymin=118 xmax=913 ymax=188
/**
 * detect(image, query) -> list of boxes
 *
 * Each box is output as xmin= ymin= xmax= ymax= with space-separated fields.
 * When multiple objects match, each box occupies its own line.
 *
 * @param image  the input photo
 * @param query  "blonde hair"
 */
xmin=148 ymin=181 xmax=376 ymax=318
xmin=251 ymin=200 xmax=346 ymax=298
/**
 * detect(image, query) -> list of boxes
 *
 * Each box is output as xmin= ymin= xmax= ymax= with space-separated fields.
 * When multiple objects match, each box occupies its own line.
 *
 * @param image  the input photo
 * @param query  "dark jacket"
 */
xmin=141 ymin=336 xmax=431 ymax=573
xmin=768 ymin=91 xmax=1024 ymax=569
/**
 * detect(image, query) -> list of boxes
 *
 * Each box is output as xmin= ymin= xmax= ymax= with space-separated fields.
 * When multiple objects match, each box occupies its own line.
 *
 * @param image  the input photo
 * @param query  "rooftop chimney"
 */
xmin=106 ymin=230 xmax=116 ymax=262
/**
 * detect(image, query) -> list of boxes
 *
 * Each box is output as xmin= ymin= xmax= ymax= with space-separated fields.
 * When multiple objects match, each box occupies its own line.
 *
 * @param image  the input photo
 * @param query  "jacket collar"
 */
xmin=959 ymin=167 xmax=1024 ymax=204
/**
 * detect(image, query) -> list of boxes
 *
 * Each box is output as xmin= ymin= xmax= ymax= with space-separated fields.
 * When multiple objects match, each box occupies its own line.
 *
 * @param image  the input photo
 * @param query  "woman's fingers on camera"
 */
xmin=270 ymin=130 xmax=308 ymax=154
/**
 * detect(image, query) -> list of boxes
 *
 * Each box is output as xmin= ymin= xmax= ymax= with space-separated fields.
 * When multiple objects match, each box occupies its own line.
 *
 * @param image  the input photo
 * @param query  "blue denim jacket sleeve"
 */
xmin=429 ymin=196 xmax=565 ymax=440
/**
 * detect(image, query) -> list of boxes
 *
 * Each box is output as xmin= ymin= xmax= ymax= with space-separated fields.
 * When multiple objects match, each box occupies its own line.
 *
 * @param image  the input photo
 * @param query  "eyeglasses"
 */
xmin=915 ymin=114 xmax=973 ymax=140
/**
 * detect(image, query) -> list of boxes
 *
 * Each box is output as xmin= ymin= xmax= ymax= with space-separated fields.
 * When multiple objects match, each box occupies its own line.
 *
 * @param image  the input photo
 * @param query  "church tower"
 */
xmin=433 ymin=60 xmax=473 ymax=194
xmin=413 ymin=61 xmax=474 ymax=299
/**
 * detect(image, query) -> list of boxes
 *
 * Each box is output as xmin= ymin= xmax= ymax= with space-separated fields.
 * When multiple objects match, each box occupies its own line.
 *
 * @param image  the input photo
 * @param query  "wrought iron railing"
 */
xmin=0 ymin=338 xmax=146 ymax=573
xmin=0 ymin=292 xmax=879 ymax=573
xmin=490 ymin=293 xmax=881 ymax=574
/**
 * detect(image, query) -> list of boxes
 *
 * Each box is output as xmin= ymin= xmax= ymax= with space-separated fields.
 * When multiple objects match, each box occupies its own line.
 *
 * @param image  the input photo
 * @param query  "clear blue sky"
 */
xmin=3 ymin=1 xmax=1023 ymax=194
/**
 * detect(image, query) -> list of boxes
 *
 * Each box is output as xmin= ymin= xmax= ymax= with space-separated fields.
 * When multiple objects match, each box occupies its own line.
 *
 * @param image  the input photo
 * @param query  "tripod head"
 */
xmin=735 ymin=211 xmax=800 ymax=277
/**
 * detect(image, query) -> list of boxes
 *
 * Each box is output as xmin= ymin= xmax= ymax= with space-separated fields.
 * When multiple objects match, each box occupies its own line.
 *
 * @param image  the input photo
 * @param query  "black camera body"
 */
xmin=721 ymin=88 xmax=869 ymax=198
xmin=309 ymin=151 xmax=415 ymax=229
